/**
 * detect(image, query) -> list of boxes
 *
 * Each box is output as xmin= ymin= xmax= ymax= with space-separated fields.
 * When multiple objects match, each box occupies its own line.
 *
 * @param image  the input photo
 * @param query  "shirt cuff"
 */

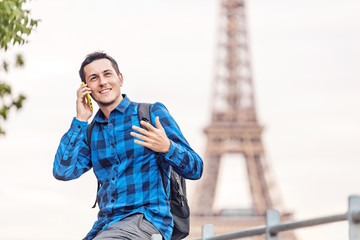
xmin=71 ymin=117 xmax=88 ymax=132
xmin=164 ymin=139 xmax=176 ymax=159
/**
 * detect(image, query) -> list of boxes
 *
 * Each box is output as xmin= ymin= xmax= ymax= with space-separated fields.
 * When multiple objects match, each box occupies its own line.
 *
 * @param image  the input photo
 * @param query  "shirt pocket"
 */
xmin=120 ymin=128 xmax=146 ymax=161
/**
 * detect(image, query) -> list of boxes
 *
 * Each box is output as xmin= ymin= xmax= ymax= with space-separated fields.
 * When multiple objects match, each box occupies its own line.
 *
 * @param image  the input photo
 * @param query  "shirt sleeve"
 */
xmin=150 ymin=102 xmax=203 ymax=180
xmin=53 ymin=117 xmax=92 ymax=181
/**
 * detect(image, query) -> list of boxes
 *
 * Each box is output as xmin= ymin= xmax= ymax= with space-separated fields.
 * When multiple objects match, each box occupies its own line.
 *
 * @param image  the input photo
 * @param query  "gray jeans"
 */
xmin=93 ymin=214 xmax=162 ymax=240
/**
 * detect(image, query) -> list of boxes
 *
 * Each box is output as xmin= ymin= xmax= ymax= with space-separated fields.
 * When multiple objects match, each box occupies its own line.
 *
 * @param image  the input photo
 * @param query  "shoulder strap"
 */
xmin=137 ymin=102 xmax=152 ymax=127
xmin=86 ymin=120 xmax=96 ymax=147
xmin=86 ymin=121 xmax=100 ymax=209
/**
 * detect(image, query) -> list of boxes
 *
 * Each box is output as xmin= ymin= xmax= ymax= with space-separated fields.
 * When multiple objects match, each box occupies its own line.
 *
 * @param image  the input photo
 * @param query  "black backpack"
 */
xmin=87 ymin=103 xmax=190 ymax=240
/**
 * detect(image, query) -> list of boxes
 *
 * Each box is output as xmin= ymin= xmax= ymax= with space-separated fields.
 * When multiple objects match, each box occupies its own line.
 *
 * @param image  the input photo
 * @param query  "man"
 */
xmin=53 ymin=51 xmax=203 ymax=240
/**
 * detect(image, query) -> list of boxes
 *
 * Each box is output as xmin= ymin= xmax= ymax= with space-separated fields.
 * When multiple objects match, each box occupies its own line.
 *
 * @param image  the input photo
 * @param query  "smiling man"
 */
xmin=53 ymin=51 xmax=203 ymax=240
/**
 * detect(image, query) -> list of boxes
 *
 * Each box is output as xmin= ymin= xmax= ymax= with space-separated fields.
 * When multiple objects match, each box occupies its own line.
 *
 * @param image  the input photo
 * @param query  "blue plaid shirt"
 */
xmin=53 ymin=95 xmax=203 ymax=240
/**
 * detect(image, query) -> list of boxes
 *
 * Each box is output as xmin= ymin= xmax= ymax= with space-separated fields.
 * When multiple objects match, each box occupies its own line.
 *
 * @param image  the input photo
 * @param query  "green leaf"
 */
xmin=0 ymin=82 xmax=12 ymax=97
xmin=15 ymin=54 xmax=24 ymax=67
xmin=2 ymin=60 xmax=9 ymax=72
xmin=0 ymin=105 xmax=10 ymax=120
xmin=12 ymin=94 xmax=26 ymax=109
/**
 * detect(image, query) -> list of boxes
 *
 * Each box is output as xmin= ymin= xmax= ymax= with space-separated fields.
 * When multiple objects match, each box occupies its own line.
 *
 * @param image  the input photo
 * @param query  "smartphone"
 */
xmin=82 ymin=82 xmax=93 ymax=110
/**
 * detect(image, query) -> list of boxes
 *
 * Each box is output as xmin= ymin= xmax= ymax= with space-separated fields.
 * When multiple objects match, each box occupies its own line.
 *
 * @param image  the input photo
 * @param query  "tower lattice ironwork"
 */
xmin=189 ymin=0 xmax=297 ymax=239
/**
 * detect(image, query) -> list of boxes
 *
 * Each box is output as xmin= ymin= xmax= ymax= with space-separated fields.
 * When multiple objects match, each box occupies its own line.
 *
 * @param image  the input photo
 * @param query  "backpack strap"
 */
xmin=86 ymin=121 xmax=100 ymax=209
xmin=86 ymin=121 xmax=96 ymax=147
xmin=137 ymin=102 xmax=152 ymax=133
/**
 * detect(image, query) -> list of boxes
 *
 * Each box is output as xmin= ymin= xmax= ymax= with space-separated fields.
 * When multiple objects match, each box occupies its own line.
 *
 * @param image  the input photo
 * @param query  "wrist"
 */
xmin=162 ymin=140 xmax=171 ymax=154
xmin=76 ymin=115 xmax=89 ymax=122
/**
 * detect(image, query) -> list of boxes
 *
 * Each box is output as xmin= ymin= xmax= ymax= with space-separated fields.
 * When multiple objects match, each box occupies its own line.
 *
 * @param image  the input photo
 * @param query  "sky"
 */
xmin=0 ymin=0 xmax=360 ymax=239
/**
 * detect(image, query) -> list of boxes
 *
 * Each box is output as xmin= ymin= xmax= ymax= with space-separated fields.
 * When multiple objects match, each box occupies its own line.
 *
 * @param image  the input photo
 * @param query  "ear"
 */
xmin=119 ymin=73 xmax=124 ymax=87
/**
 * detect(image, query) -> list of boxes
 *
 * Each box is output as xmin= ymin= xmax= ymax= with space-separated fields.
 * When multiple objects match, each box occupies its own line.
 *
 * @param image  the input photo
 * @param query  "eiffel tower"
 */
xmin=189 ymin=0 xmax=297 ymax=239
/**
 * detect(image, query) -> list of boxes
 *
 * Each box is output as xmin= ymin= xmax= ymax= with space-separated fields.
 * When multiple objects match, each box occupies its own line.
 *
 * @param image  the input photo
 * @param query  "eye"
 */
xmin=90 ymin=76 xmax=98 ymax=82
xmin=105 ymin=72 xmax=112 ymax=76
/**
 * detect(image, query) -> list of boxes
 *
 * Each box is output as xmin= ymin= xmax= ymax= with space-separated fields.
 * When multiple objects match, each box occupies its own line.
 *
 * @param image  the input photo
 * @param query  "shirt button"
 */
xmin=112 ymin=178 xmax=115 ymax=181
xmin=116 ymin=161 xmax=119 ymax=165
xmin=111 ymin=199 xmax=115 ymax=203
xmin=109 ymin=123 xmax=112 ymax=127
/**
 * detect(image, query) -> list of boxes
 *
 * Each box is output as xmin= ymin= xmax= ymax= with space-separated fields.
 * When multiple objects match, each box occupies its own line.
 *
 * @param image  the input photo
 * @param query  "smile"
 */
xmin=99 ymin=88 xmax=111 ymax=94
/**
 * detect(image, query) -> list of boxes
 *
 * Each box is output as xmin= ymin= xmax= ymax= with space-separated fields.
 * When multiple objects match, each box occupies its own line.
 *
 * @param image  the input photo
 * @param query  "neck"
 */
xmin=99 ymin=95 xmax=124 ymax=120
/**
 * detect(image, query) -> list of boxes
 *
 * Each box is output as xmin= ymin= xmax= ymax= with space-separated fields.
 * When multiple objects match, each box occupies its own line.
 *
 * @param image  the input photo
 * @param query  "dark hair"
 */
xmin=79 ymin=51 xmax=120 ymax=83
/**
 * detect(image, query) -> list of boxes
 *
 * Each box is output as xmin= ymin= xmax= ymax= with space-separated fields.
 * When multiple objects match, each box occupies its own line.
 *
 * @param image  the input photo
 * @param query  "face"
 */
xmin=84 ymin=58 xmax=123 ymax=109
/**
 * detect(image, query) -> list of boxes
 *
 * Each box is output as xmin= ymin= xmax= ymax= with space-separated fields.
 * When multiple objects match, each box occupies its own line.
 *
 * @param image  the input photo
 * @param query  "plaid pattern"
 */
xmin=53 ymin=95 xmax=203 ymax=240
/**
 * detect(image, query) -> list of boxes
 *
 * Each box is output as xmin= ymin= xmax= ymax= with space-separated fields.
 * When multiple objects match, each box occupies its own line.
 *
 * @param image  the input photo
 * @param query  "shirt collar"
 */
xmin=93 ymin=94 xmax=131 ymax=123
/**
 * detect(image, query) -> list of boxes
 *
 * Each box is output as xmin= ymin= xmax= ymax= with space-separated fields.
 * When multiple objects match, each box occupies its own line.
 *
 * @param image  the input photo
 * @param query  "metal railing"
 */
xmin=197 ymin=195 xmax=360 ymax=240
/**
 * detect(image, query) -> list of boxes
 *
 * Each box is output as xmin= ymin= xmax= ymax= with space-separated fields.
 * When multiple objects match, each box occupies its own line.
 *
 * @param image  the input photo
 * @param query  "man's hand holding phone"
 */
xmin=76 ymin=82 xmax=93 ymax=122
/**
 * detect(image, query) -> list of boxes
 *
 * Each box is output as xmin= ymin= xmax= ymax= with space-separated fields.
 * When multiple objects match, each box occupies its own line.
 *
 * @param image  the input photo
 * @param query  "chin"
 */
xmin=95 ymin=93 xmax=122 ymax=107
xmin=99 ymin=100 xmax=116 ymax=107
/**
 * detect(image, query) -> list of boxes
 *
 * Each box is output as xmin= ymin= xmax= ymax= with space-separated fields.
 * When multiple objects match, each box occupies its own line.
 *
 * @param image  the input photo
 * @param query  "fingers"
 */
xmin=77 ymin=83 xmax=92 ymax=100
xmin=130 ymin=131 xmax=152 ymax=143
xmin=75 ymin=83 xmax=93 ymax=122
xmin=131 ymin=116 xmax=170 ymax=153
xmin=130 ymin=129 xmax=154 ymax=150
xmin=132 ymin=125 xmax=151 ymax=136
xmin=140 ymin=120 xmax=156 ymax=131
xmin=133 ymin=139 xmax=151 ymax=149
xmin=132 ymin=117 xmax=162 ymax=135
xmin=155 ymin=116 xmax=164 ymax=130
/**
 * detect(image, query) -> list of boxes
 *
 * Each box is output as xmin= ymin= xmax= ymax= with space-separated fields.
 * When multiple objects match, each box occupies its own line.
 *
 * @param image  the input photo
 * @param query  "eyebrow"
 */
xmin=87 ymin=73 xmax=98 ymax=80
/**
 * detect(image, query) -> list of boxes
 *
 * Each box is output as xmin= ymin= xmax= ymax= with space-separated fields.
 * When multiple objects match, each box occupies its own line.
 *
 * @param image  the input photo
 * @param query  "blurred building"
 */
xmin=189 ymin=0 xmax=297 ymax=239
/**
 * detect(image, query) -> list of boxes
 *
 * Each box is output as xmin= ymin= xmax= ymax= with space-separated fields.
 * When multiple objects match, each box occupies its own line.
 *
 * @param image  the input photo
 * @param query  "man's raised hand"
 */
xmin=130 ymin=116 xmax=171 ymax=154
xmin=76 ymin=83 xmax=93 ymax=122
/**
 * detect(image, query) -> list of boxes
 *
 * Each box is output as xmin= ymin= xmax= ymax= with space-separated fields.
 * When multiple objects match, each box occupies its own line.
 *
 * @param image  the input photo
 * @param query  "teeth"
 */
xmin=100 ymin=89 xmax=110 ymax=93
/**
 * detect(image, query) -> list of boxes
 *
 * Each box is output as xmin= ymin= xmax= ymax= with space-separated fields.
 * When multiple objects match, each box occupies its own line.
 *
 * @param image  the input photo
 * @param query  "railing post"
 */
xmin=266 ymin=210 xmax=280 ymax=240
xmin=202 ymin=224 xmax=214 ymax=239
xmin=151 ymin=234 xmax=162 ymax=240
xmin=349 ymin=195 xmax=360 ymax=240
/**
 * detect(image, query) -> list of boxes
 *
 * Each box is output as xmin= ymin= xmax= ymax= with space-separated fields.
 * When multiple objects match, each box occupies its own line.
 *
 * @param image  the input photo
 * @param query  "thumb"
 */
xmin=155 ymin=116 xmax=164 ymax=130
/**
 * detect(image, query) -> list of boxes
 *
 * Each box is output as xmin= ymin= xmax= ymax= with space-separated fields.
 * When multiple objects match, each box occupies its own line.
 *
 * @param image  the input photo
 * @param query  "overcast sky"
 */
xmin=1 ymin=0 xmax=360 ymax=239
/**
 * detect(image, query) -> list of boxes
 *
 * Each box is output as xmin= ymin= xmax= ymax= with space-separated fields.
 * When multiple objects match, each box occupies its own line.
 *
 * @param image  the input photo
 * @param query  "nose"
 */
xmin=99 ymin=75 xmax=107 ymax=86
